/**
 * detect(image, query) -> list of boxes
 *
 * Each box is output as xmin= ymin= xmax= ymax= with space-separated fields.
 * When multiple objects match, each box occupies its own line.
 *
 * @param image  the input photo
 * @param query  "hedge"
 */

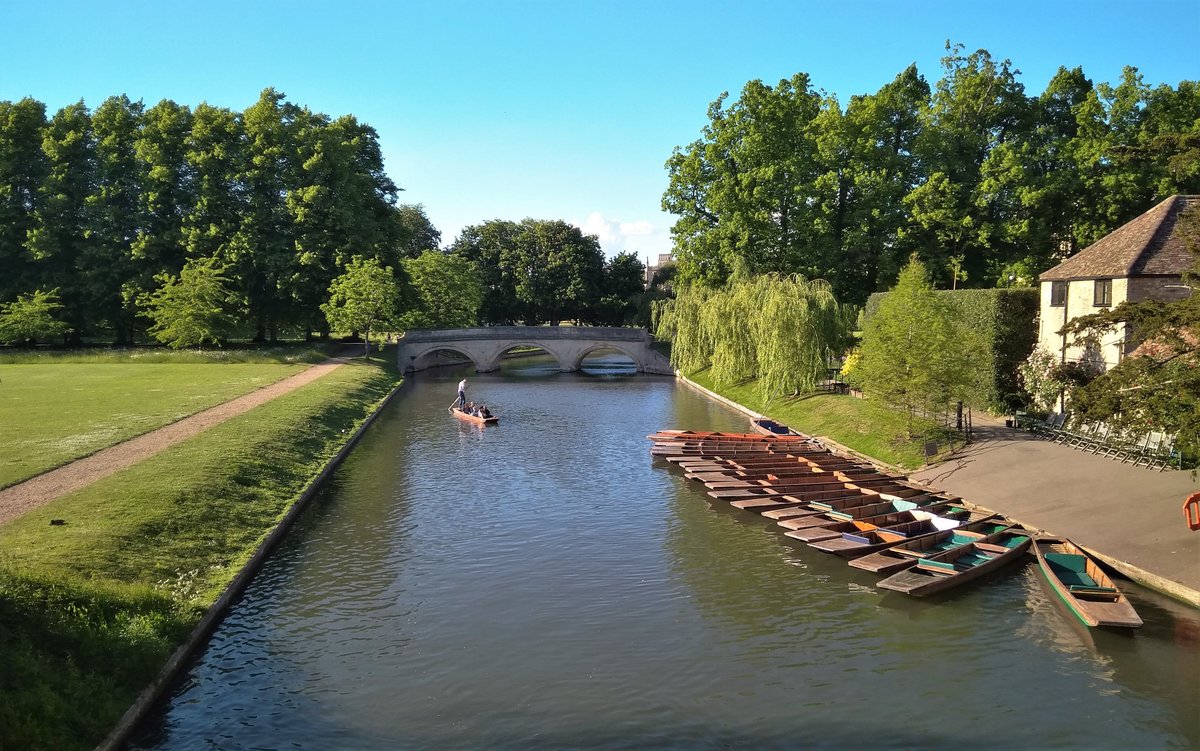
xmin=864 ymin=288 xmax=1039 ymax=412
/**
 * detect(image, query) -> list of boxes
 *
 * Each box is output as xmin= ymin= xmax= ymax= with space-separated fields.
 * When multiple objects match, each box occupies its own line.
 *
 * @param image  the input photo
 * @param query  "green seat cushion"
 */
xmin=1044 ymin=553 xmax=1088 ymax=572
xmin=1045 ymin=553 xmax=1098 ymax=587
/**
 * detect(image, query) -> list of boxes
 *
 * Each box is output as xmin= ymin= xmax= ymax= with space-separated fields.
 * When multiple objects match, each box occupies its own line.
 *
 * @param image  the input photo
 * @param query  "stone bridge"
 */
xmin=396 ymin=326 xmax=675 ymax=375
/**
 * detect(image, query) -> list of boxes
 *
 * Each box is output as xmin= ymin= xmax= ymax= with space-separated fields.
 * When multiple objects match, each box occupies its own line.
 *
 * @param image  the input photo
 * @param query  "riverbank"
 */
xmin=0 ymin=356 xmax=402 ymax=751
xmin=679 ymin=369 xmax=961 ymax=470
xmin=682 ymin=372 xmax=1200 ymax=608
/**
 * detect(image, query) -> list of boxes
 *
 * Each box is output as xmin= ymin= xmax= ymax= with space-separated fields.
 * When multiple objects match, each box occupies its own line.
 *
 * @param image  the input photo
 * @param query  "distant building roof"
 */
xmin=1040 ymin=195 xmax=1200 ymax=281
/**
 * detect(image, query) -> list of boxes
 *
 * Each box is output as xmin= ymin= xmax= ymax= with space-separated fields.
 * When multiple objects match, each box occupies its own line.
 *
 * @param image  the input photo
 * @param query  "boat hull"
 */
xmin=1031 ymin=537 xmax=1142 ymax=628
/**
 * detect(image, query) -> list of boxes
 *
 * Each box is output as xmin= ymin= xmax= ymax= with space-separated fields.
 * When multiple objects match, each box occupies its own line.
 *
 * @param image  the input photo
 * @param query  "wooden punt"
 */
xmin=775 ymin=495 xmax=956 ymax=531
xmin=875 ymin=528 xmax=1032 ymax=595
xmin=667 ymin=451 xmax=835 ymax=466
xmin=701 ymin=470 xmax=894 ymax=491
xmin=450 ymin=406 xmax=498 ymax=425
xmin=685 ymin=465 xmax=866 ymax=482
xmin=650 ymin=443 xmax=798 ymax=457
xmin=709 ymin=476 xmax=913 ymax=501
xmin=751 ymin=417 xmax=802 ymax=437
xmin=849 ymin=518 xmax=1010 ymax=575
xmin=1032 ymin=537 xmax=1142 ymax=628
xmin=804 ymin=507 xmax=987 ymax=557
xmin=729 ymin=485 xmax=927 ymax=513
xmin=648 ymin=430 xmax=809 ymax=442
xmin=785 ymin=508 xmax=957 ymax=544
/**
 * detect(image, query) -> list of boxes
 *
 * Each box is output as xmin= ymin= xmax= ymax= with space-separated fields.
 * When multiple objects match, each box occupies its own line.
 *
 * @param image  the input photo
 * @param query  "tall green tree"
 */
xmin=904 ymin=44 xmax=1032 ymax=288
xmin=138 ymin=256 xmax=240 ymax=349
xmin=395 ymin=203 xmax=442 ymax=258
xmin=589 ymin=251 xmax=646 ymax=325
xmin=450 ymin=218 xmax=606 ymax=325
xmin=858 ymin=256 xmax=981 ymax=429
xmin=399 ymin=250 xmax=482 ymax=329
xmin=26 ymin=101 xmax=95 ymax=343
xmin=449 ymin=219 xmax=522 ymax=323
xmin=133 ymin=99 xmax=194 ymax=308
xmin=0 ymin=98 xmax=49 ymax=303
xmin=663 ymin=74 xmax=825 ymax=287
xmin=233 ymin=88 xmax=298 ymax=341
xmin=86 ymin=95 xmax=145 ymax=342
xmin=182 ymin=103 xmax=243 ymax=265
xmin=321 ymin=256 xmax=401 ymax=357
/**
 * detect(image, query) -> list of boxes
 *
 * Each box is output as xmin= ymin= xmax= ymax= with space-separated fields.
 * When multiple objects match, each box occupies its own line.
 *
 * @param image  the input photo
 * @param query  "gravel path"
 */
xmin=0 ymin=358 xmax=349 ymax=526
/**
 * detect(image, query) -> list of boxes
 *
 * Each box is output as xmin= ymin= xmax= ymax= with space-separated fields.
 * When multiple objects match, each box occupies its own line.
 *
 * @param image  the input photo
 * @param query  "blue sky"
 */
xmin=2 ymin=1 xmax=1197 ymax=263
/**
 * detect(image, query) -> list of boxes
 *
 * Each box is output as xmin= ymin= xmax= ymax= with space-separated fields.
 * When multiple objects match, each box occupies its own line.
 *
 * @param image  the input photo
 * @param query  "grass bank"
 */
xmin=0 ymin=355 xmax=401 ymax=751
xmin=685 ymin=370 xmax=958 ymax=470
xmin=0 ymin=347 xmax=335 ymax=488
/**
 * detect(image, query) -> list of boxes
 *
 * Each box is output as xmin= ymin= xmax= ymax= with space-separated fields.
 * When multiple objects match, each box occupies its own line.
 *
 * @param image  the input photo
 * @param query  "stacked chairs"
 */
xmin=1030 ymin=415 xmax=1181 ymax=470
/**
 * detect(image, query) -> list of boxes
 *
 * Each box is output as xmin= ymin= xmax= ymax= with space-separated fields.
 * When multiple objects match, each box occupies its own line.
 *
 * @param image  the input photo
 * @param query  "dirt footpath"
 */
xmin=0 ymin=359 xmax=348 ymax=526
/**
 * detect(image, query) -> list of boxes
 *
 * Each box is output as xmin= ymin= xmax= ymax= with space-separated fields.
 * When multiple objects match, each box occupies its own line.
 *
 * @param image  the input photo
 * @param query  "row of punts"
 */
xmin=648 ymin=426 xmax=1143 ymax=628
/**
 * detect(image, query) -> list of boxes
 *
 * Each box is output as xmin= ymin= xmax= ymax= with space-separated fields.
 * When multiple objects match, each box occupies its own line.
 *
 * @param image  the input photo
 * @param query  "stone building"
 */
xmin=1037 ymin=195 xmax=1197 ymax=373
xmin=644 ymin=252 xmax=673 ymax=287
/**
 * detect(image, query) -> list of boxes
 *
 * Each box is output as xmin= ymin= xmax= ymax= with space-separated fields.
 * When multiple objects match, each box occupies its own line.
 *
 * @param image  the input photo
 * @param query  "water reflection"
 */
xmin=132 ymin=355 xmax=1200 ymax=750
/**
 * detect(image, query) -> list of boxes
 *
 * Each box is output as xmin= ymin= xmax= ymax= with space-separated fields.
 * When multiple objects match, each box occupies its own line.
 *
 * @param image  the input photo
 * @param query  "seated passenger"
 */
xmin=479 ymin=406 xmax=492 ymax=418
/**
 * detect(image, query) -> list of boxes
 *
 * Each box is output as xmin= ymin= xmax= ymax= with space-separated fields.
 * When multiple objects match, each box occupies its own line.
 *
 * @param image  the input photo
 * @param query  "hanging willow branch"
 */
xmin=655 ymin=271 xmax=851 ymax=398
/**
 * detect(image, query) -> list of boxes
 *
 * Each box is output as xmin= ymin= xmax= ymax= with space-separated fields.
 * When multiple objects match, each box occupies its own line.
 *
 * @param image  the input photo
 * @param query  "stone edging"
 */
xmin=95 ymin=380 xmax=406 ymax=751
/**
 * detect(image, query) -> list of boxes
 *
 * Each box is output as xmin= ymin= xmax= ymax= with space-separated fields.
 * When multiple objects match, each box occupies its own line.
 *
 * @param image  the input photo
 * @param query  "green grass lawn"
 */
xmin=686 ymin=370 xmax=959 ymax=470
xmin=0 ymin=356 xmax=401 ymax=751
xmin=0 ymin=353 xmax=329 ymax=488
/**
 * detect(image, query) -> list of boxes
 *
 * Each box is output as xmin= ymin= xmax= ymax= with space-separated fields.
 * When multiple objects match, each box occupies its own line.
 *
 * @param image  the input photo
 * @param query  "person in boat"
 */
xmin=455 ymin=378 xmax=468 ymax=408
xmin=479 ymin=405 xmax=492 ymax=419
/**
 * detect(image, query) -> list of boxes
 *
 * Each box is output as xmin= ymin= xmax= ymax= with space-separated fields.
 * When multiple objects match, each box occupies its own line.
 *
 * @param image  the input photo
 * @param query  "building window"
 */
xmin=1050 ymin=281 xmax=1067 ymax=307
xmin=1094 ymin=279 xmax=1112 ymax=307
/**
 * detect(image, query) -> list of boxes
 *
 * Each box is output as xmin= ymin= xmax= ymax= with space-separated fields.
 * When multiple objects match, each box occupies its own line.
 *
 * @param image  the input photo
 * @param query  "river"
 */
xmin=132 ymin=354 xmax=1200 ymax=750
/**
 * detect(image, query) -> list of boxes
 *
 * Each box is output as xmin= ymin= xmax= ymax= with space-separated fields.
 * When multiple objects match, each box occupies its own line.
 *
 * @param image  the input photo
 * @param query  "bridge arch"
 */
xmin=407 ymin=345 xmax=482 ymax=373
xmin=569 ymin=343 xmax=640 ymax=372
xmin=479 ymin=341 xmax=568 ymax=372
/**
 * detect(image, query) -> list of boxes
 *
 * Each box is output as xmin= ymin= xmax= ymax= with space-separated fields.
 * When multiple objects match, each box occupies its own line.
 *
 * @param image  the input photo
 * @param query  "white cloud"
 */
xmin=573 ymin=212 xmax=672 ymax=260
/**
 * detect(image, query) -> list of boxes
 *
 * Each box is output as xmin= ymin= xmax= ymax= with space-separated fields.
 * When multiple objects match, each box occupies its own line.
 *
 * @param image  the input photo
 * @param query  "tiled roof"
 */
xmin=1040 ymin=195 xmax=1200 ymax=281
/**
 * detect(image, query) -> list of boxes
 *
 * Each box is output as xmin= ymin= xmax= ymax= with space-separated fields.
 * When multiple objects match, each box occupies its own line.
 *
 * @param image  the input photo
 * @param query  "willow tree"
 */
xmin=654 ymin=282 xmax=714 ymax=374
xmin=655 ymin=272 xmax=850 ymax=398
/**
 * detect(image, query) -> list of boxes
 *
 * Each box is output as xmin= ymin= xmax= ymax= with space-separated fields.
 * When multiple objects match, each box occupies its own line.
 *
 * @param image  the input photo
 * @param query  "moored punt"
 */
xmin=701 ymin=469 xmax=894 ymax=490
xmin=708 ymin=476 xmax=916 ymax=501
xmin=648 ymin=430 xmax=810 ymax=442
xmin=685 ymin=465 xmax=881 ymax=483
xmin=775 ymin=495 xmax=957 ymax=531
xmin=849 ymin=518 xmax=1011 ymax=575
xmin=728 ymin=485 xmax=893 ymax=512
xmin=1032 ymin=537 xmax=1143 ymax=628
xmin=804 ymin=507 xmax=986 ymax=557
xmin=785 ymin=508 xmax=946 ymax=544
xmin=667 ymin=450 xmax=838 ymax=466
xmin=450 ymin=406 xmax=498 ymax=425
xmin=650 ymin=442 xmax=802 ymax=457
xmin=875 ymin=528 xmax=1032 ymax=595
xmin=751 ymin=417 xmax=801 ymax=436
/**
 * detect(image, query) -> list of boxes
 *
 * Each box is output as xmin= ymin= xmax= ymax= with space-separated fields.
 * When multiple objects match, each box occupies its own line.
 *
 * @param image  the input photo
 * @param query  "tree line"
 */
xmin=0 ymin=88 xmax=440 ymax=343
xmin=663 ymin=43 xmax=1200 ymax=304
xmin=0 ymin=89 xmax=651 ymax=345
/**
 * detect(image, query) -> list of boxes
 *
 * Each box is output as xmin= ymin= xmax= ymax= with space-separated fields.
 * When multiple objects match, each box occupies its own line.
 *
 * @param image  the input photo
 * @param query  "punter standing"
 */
xmin=456 ymin=378 xmax=468 ymax=408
